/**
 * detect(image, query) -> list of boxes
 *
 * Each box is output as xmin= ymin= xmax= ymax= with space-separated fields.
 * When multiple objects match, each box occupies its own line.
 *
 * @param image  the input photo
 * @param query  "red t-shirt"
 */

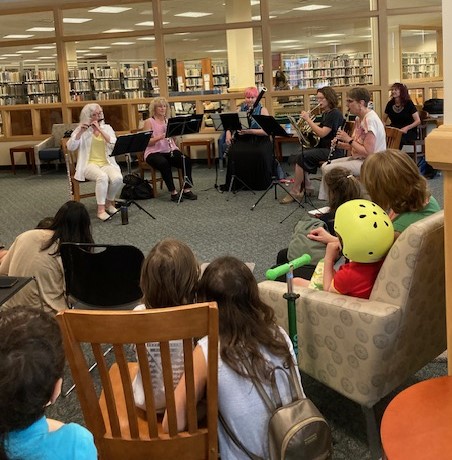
xmin=333 ymin=260 xmax=384 ymax=299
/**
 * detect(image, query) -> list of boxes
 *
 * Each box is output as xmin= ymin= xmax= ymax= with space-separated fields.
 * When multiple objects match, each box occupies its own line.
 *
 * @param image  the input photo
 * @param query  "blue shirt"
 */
xmin=5 ymin=416 xmax=97 ymax=460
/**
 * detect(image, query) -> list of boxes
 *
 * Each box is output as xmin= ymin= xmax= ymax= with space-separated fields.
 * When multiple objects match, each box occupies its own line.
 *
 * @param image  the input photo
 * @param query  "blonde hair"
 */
xmin=324 ymin=167 xmax=362 ymax=214
xmin=361 ymin=149 xmax=429 ymax=213
xmin=148 ymin=97 xmax=168 ymax=118
xmin=140 ymin=238 xmax=199 ymax=309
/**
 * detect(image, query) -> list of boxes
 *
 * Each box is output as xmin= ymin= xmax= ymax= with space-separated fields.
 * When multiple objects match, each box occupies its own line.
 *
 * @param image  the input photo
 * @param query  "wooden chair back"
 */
xmin=57 ymin=303 xmax=219 ymax=460
xmin=62 ymin=138 xmax=95 ymax=202
xmin=384 ymin=126 xmax=403 ymax=150
xmin=136 ymin=151 xmax=183 ymax=197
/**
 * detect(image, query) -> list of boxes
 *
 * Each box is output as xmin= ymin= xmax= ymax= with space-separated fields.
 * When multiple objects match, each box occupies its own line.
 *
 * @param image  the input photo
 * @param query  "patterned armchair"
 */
xmin=34 ymin=123 xmax=78 ymax=175
xmin=258 ymin=211 xmax=446 ymax=460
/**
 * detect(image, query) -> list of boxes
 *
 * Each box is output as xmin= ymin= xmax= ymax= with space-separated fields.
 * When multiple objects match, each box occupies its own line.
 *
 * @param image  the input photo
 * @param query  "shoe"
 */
xmin=171 ymin=193 xmax=182 ymax=202
xmin=219 ymin=184 xmax=229 ymax=192
xmin=279 ymin=191 xmax=303 ymax=204
xmin=97 ymin=211 xmax=110 ymax=221
xmin=106 ymin=205 xmax=117 ymax=214
xmin=182 ymin=190 xmax=198 ymax=200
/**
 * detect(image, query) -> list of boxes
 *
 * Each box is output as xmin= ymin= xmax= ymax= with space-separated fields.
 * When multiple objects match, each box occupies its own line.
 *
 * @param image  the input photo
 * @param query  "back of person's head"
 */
xmin=198 ymin=256 xmax=292 ymax=381
xmin=334 ymin=199 xmax=394 ymax=263
xmin=324 ymin=167 xmax=362 ymax=215
xmin=361 ymin=149 xmax=429 ymax=213
xmin=0 ymin=306 xmax=65 ymax=458
xmin=140 ymin=238 xmax=199 ymax=308
xmin=35 ymin=216 xmax=54 ymax=229
xmin=318 ymin=86 xmax=339 ymax=109
xmin=79 ymin=103 xmax=101 ymax=125
xmin=43 ymin=201 xmax=93 ymax=254
xmin=347 ymin=87 xmax=371 ymax=105
xmin=148 ymin=97 xmax=168 ymax=117
xmin=390 ymin=82 xmax=410 ymax=105
xmin=244 ymin=87 xmax=259 ymax=98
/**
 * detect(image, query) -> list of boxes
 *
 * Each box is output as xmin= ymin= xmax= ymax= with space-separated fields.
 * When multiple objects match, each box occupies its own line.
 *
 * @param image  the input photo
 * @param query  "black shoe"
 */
xmin=182 ymin=190 xmax=198 ymax=200
xmin=171 ymin=193 xmax=182 ymax=202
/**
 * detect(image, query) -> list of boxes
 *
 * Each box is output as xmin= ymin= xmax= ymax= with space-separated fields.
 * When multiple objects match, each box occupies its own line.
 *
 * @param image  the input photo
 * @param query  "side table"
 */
xmin=274 ymin=135 xmax=300 ymax=162
xmin=180 ymin=138 xmax=215 ymax=169
xmin=380 ymin=375 xmax=452 ymax=460
xmin=10 ymin=145 xmax=36 ymax=175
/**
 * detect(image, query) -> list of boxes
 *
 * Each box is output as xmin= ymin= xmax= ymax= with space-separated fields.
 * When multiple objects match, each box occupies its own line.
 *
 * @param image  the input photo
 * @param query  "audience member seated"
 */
xmin=221 ymin=86 xmax=274 ymax=191
xmin=0 ymin=306 xmax=97 ymax=459
xmin=318 ymin=87 xmax=386 ymax=200
xmin=0 ymin=201 xmax=94 ymax=312
xmin=361 ymin=148 xmax=441 ymax=238
xmin=166 ymin=256 xmax=305 ymax=459
xmin=294 ymin=200 xmax=394 ymax=299
xmin=132 ymin=238 xmax=200 ymax=411
xmin=276 ymin=167 xmax=362 ymax=280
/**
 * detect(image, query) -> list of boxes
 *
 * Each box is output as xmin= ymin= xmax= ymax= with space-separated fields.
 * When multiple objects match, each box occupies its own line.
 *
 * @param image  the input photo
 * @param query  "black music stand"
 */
xmin=166 ymin=114 xmax=203 ymax=204
xmin=108 ymin=131 xmax=156 ymax=221
xmin=219 ymin=112 xmax=255 ymax=200
xmin=249 ymin=114 xmax=302 ymax=212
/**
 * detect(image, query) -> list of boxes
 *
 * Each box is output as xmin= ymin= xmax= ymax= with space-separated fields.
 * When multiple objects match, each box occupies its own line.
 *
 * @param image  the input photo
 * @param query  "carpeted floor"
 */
xmin=0 ymin=160 xmax=447 ymax=459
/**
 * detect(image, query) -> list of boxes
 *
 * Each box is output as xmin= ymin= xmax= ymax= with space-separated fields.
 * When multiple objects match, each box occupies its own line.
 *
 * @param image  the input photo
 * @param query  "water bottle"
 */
xmin=285 ymin=123 xmax=291 ymax=134
xmin=120 ymin=204 xmax=129 ymax=225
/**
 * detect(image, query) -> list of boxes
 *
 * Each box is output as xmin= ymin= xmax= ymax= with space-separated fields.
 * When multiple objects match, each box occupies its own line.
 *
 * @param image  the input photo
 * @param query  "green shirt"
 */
xmin=392 ymin=196 xmax=441 ymax=233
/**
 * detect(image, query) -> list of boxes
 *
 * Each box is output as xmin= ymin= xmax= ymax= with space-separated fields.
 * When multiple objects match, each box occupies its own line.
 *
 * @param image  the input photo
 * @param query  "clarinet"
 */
xmin=224 ymin=87 xmax=268 ymax=156
xmin=327 ymin=117 xmax=348 ymax=164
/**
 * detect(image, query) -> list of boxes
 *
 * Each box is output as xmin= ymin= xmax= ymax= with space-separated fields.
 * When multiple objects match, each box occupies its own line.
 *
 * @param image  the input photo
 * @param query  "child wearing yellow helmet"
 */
xmin=294 ymin=199 xmax=394 ymax=299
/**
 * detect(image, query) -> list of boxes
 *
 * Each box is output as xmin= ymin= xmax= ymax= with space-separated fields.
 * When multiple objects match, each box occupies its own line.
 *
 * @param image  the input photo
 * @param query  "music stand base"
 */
xmin=226 ymin=175 xmax=255 ymax=201
xmin=107 ymin=199 xmax=156 ymax=222
xmin=251 ymin=177 xmax=305 ymax=211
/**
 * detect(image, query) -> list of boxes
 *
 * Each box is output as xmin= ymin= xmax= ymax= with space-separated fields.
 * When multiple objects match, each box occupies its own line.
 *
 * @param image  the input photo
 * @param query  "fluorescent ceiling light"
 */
xmin=102 ymin=29 xmax=133 ymax=33
xmin=39 ymin=56 xmax=54 ymax=59
xmin=2 ymin=54 xmax=21 ymax=57
xmin=252 ymin=15 xmax=277 ymax=20
xmin=315 ymin=33 xmax=345 ymax=38
xmin=207 ymin=49 xmax=227 ymax=53
xmin=274 ymin=40 xmax=298 ymax=44
xmin=0 ymin=57 xmax=6 ymax=60
xmin=112 ymin=42 xmax=135 ymax=45
xmin=63 ymin=18 xmax=92 ymax=24
xmin=317 ymin=40 xmax=341 ymax=44
xmin=359 ymin=35 xmax=372 ymax=38
xmin=33 ymin=45 xmax=55 ymax=49
xmin=250 ymin=0 xmax=260 ymax=5
xmin=136 ymin=21 xmax=154 ymax=26
xmin=17 ymin=50 xmax=38 ymax=54
xmin=175 ymin=12 xmax=213 ymax=18
xmin=76 ymin=50 xmax=89 ymax=53
xmin=84 ymin=53 xmax=103 ymax=56
xmin=89 ymin=6 xmax=131 ymax=13
xmin=293 ymin=5 xmax=331 ymax=11
xmin=137 ymin=37 xmax=155 ymax=41
xmin=174 ymin=32 xmax=190 ymax=35
xmin=27 ymin=27 xmax=55 ymax=32
xmin=89 ymin=46 xmax=111 ymax=49
xmin=182 ymin=38 xmax=199 ymax=42
xmin=4 ymin=34 xmax=34 ymax=39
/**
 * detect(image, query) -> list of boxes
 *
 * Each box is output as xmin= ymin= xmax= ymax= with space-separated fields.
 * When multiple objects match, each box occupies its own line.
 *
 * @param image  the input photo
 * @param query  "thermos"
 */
xmin=120 ymin=204 xmax=128 ymax=225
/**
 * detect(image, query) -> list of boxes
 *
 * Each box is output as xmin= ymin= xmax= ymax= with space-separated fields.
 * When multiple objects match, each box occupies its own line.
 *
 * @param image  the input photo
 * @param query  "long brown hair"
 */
xmin=324 ymin=167 xmax=362 ymax=215
xmin=140 ymin=238 xmax=199 ymax=309
xmin=361 ymin=149 xmax=429 ymax=213
xmin=197 ymin=256 xmax=293 ymax=383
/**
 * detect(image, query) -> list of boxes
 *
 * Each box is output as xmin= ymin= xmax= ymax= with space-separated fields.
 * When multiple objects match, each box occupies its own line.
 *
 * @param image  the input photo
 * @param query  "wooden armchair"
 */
xmin=136 ymin=151 xmax=183 ymax=197
xmin=62 ymin=138 xmax=95 ymax=202
xmin=384 ymin=126 xmax=403 ymax=149
xmin=57 ymin=302 xmax=219 ymax=460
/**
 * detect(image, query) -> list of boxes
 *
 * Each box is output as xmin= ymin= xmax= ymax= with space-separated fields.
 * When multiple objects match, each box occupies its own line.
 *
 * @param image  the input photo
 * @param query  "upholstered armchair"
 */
xmin=258 ymin=211 xmax=446 ymax=460
xmin=34 ymin=123 xmax=78 ymax=175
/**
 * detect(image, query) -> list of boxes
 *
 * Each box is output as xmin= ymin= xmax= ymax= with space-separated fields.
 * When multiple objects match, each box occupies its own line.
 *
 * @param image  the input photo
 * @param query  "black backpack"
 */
xmin=120 ymin=173 xmax=153 ymax=200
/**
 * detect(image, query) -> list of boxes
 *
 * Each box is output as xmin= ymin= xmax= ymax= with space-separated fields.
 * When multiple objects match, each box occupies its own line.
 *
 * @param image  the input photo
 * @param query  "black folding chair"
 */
xmin=60 ymin=243 xmax=145 ymax=395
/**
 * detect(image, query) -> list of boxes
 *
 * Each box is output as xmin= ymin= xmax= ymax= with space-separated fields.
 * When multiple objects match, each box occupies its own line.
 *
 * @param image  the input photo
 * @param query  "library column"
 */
xmin=426 ymin=0 xmax=452 ymax=374
xmin=226 ymin=0 xmax=255 ymax=91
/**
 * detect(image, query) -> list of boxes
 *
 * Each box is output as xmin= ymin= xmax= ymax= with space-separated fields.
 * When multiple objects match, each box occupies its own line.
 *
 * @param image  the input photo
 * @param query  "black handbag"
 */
xmin=120 ymin=174 xmax=153 ymax=200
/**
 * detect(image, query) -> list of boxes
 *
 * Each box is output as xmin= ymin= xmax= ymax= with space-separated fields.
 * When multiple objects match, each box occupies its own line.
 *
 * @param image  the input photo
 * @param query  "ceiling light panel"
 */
xmin=174 ymin=12 xmax=213 ymax=18
xmin=293 ymin=5 xmax=331 ymax=11
xmin=27 ymin=27 xmax=55 ymax=32
xmin=89 ymin=7 xmax=132 ymax=14
xmin=63 ymin=18 xmax=92 ymax=24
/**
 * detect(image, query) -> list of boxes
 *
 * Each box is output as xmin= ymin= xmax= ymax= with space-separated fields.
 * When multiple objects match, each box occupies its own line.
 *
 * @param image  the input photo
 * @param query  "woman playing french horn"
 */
xmin=280 ymin=86 xmax=345 ymax=204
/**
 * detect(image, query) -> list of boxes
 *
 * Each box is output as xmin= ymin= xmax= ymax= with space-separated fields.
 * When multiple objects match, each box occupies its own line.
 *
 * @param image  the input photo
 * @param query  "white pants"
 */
xmin=318 ymin=157 xmax=364 ymax=200
xmin=84 ymin=163 xmax=123 ymax=205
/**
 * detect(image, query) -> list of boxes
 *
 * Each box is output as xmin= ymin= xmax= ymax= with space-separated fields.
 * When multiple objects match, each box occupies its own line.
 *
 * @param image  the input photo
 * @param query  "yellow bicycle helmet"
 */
xmin=334 ymin=199 xmax=394 ymax=263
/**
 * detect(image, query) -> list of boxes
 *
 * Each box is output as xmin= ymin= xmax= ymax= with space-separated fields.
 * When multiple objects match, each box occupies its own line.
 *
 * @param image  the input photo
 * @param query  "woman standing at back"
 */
xmin=167 ymin=256 xmax=304 ymax=459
